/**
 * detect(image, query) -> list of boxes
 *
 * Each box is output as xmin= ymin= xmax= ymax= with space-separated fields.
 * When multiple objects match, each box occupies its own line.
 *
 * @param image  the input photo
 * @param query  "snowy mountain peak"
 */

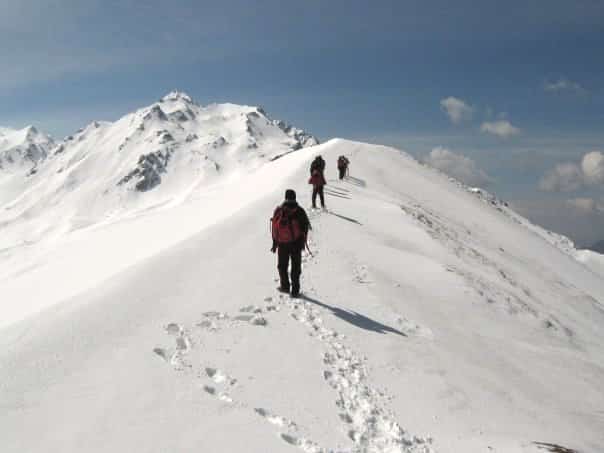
xmin=0 ymin=92 xmax=319 ymax=247
xmin=142 ymin=104 xmax=169 ymax=123
xmin=23 ymin=125 xmax=38 ymax=137
xmin=0 ymin=124 xmax=54 ymax=172
xmin=161 ymin=90 xmax=194 ymax=104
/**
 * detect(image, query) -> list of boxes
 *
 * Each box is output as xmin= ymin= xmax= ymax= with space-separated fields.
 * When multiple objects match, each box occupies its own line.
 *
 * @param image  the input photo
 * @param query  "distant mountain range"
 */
xmin=588 ymin=240 xmax=604 ymax=254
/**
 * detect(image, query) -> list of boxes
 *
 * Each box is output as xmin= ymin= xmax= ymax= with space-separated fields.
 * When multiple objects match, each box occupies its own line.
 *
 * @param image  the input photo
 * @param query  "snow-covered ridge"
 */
xmin=0 ymin=91 xmax=318 ymax=248
xmin=1 ymin=139 xmax=603 ymax=453
xmin=465 ymin=187 xmax=576 ymax=255
xmin=417 ymin=157 xmax=578 ymax=257
xmin=0 ymin=125 xmax=54 ymax=173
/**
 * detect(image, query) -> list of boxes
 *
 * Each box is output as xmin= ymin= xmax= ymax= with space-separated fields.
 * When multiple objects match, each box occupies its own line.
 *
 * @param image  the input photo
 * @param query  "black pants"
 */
xmin=312 ymin=185 xmax=325 ymax=208
xmin=277 ymin=244 xmax=302 ymax=294
xmin=338 ymin=167 xmax=346 ymax=179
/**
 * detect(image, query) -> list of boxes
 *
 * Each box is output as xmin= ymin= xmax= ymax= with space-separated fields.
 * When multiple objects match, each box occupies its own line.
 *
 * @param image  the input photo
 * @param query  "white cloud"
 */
xmin=423 ymin=147 xmax=492 ymax=187
xmin=544 ymin=78 xmax=587 ymax=95
xmin=581 ymin=151 xmax=604 ymax=185
xmin=539 ymin=151 xmax=604 ymax=192
xmin=480 ymin=120 xmax=521 ymax=138
xmin=539 ymin=162 xmax=584 ymax=192
xmin=440 ymin=97 xmax=473 ymax=124
xmin=566 ymin=198 xmax=604 ymax=214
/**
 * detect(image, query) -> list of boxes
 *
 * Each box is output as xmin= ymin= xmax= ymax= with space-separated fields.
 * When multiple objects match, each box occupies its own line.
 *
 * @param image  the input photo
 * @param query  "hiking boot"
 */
xmin=277 ymin=286 xmax=290 ymax=294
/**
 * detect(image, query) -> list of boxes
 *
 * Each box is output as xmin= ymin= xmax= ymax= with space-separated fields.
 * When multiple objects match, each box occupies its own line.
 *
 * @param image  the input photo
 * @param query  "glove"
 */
xmin=270 ymin=243 xmax=277 ymax=253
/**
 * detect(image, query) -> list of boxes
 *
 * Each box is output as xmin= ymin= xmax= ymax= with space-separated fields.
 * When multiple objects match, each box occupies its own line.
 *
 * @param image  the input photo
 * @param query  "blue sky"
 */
xmin=1 ymin=0 xmax=603 ymax=245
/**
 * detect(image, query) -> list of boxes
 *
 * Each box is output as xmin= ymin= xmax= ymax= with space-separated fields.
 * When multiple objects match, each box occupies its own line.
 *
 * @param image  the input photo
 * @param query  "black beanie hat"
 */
xmin=285 ymin=189 xmax=296 ymax=201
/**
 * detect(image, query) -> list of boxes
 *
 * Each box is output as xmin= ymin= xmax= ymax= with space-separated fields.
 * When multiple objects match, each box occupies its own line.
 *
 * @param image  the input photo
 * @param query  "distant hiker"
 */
xmin=309 ymin=155 xmax=326 ymax=209
xmin=337 ymin=155 xmax=350 ymax=180
xmin=310 ymin=155 xmax=325 ymax=176
xmin=271 ymin=189 xmax=311 ymax=297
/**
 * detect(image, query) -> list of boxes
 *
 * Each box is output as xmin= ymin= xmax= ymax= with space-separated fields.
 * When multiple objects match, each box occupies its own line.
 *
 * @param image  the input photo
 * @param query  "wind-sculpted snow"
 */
xmin=400 ymin=202 xmax=574 ymax=336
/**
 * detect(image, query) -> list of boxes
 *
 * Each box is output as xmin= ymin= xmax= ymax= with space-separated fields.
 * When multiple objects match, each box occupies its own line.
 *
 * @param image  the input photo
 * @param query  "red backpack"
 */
xmin=308 ymin=169 xmax=326 ymax=186
xmin=272 ymin=206 xmax=303 ymax=243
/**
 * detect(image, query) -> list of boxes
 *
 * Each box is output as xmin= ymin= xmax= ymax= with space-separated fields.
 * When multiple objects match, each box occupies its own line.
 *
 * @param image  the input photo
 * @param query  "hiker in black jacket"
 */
xmin=309 ymin=155 xmax=327 ymax=209
xmin=310 ymin=155 xmax=325 ymax=175
xmin=337 ymin=155 xmax=349 ymax=180
xmin=271 ymin=189 xmax=311 ymax=297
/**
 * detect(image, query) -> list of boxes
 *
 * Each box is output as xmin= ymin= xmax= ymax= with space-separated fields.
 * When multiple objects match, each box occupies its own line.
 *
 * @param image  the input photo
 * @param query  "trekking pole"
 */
xmin=305 ymin=239 xmax=314 ymax=257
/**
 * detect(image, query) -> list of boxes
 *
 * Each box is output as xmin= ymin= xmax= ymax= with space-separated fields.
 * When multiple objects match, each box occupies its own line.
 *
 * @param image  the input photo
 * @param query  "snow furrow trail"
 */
xmin=282 ymin=212 xmax=434 ymax=453
xmin=153 ymin=304 xmax=330 ymax=452
xmin=148 ymin=206 xmax=435 ymax=453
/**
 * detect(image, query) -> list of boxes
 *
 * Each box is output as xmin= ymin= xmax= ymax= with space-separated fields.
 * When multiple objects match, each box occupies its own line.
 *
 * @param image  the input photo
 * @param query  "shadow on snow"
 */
xmin=324 ymin=190 xmax=352 ymax=200
xmin=328 ymin=211 xmax=362 ymax=225
xmin=300 ymin=295 xmax=406 ymax=337
xmin=344 ymin=176 xmax=366 ymax=187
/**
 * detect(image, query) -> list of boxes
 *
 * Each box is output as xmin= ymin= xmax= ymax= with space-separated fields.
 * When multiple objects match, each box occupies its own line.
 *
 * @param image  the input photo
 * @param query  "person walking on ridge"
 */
xmin=337 ymin=155 xmax=350 ymax=180
xmin=309 ymin=155 xmax=326 ymax=209
xmin=310 ymin=155 xmax=325 ymax=176
xmin=270 ymin=189 xmax=311 ymax=298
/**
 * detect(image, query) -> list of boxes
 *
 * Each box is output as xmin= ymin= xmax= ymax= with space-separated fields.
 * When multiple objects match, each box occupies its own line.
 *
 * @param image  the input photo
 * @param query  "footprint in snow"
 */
xmin=165 ymin=322 xmax=182 ymax=335
xmin=205 ymin=367 xmax=237 ymax=386
xmin=165 ymin=323 xmax=191 ymax=351
xmin=196 ymin=311 xmax=229 ymax=331
xmin=233 ymin=312 xmax=268 ymax=326
xmin=153 ymin=347 xmax=170 ymax=361
xmin=279 ymin=433 xmax=323 ymax=453
xmin=254 ymin=406 xmax=324 ymax=451
xmin=254 ymin=407 xmax=297 ymax=430
xmin=202 ymin=384 xmax=234 ymax=404
xmin=152 ymin=323 xmax=192 ymax=367
xmin=353 ymin=264 xmax=372 ymax=284
xmin=201 ymin=311 xmax=229 ymax=320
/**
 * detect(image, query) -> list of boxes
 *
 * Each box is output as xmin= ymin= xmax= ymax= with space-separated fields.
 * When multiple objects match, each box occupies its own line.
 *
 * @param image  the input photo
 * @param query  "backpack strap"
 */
xmin=285 ymin=206 xmax=298 ymax=241
xmin=271 ymin=206 xmax=282 ymax=241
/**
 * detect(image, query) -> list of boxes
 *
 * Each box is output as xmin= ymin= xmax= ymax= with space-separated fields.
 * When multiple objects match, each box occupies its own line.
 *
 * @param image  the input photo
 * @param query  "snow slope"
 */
xmin=1 ymin=139 xmax=603 ymax=453
xmin=575 ymin=249 xmax=604 ymax=280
